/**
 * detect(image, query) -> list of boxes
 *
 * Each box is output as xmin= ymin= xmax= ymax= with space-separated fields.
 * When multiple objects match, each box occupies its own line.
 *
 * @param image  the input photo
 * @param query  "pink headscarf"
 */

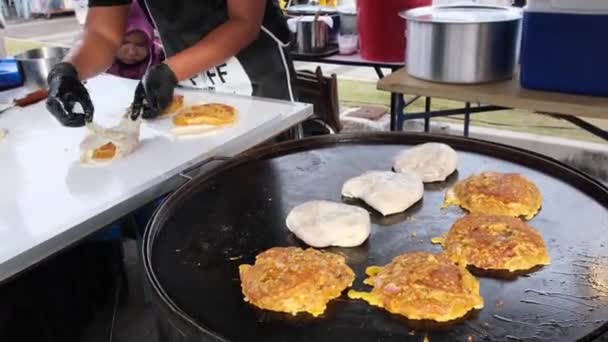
xmin=106 ymin=1 xmax=164 ymax=80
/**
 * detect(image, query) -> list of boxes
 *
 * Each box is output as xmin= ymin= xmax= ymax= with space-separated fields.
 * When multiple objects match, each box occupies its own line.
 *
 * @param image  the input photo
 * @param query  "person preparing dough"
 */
xmin=46 ymin=0 xmax=294 ymax=126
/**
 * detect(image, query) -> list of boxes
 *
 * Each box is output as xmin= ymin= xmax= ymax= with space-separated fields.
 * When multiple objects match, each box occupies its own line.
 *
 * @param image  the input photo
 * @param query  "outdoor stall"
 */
xmin=0 ymin=0 xmax=606 ymax=341
xmin=140 ymin=1 xmax=608 ymax=342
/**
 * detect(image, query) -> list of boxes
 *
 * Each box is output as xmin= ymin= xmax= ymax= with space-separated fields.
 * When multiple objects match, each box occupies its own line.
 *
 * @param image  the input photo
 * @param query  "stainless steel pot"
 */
xmin=15 ymin=47 xmax=69 ymax=89
xmin=295 ymin=17 xmax=329 ymax=53
xmin=401 ymin=6 xmax=522 ymax=84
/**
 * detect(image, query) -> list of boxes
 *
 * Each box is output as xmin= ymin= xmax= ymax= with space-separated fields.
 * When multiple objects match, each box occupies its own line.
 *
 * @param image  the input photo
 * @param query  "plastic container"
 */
xmin=73 ymin=0 xmax=88 ymax=25
xmin=520 ymin=0 xmax=608 ymax=96
xmin=0 ymin=59 xmax=23 ymax=90
xmin=357 ymin=0 xmax=431 ymax=62
xmin=338 ymin=4 xmax=357 ymax=35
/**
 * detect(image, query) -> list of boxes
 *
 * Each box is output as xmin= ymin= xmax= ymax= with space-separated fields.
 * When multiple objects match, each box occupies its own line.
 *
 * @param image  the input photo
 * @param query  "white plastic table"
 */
xmin=0 ymin=74 xmax=312 ymax=283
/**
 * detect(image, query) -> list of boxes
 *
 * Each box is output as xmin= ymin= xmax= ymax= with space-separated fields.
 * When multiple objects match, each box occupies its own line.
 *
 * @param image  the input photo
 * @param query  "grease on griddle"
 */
xmin=524 ymin=289 xmax=601 ymax=309
xmin=520 ymin=299 xmax=586 ymax=316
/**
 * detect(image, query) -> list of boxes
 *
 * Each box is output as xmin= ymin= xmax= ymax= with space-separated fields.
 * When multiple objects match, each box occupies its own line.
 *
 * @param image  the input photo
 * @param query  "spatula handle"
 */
xmin=15 ymin=89 xmax=49 ymax=107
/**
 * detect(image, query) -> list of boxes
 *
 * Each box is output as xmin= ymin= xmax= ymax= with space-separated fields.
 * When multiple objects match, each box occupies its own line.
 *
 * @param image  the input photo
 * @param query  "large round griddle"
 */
xmin=143 ymin=133 xmax=608 ymax=342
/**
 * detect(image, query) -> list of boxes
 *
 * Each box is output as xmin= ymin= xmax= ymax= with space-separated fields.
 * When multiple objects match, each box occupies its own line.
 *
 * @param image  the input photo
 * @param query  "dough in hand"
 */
xmin=80 ymin=116 xmax=141 ymax=165
xmin=393 ymin=143 xmax=458 ymax=183
xmin=342 ymin=171 xmax=423 ymax=216
xmin=286 ymin=200 xmax=371 ymax=248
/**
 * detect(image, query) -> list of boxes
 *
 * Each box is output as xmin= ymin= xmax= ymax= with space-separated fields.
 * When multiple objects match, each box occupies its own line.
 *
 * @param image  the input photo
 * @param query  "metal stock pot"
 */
xmin=401 ymin=5 xmax=522 ymax=84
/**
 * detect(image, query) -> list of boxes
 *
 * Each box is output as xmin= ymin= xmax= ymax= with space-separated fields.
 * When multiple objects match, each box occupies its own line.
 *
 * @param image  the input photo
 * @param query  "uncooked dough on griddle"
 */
xmin=342 ymin=171 xmax=423 ymax=216
xmin=286 ymin=200 xmax=371 ymax=248
xmin=393 ymin=143 xmax=458 ymax=183
xmin=80 ymin=116 xmax=141 ymax=165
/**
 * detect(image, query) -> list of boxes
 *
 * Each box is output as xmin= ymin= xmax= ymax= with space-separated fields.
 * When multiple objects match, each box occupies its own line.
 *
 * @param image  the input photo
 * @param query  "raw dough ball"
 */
xmin=342 ymin=171 xmax=423 ymax=216
xmin=394 ymin=143 xmax=458 ymax=183
xmin=286 ymin=200 xmax=371 ymax=248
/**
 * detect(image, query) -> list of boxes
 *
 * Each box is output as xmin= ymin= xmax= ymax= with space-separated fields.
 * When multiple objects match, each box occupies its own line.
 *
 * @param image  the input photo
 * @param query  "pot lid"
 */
xmin=337 ymin=4 xmax=356 ymax=15
xmin=286 ymin=4 xmax=338 ymax=15
xmin=402 ymin=5 xmax=522 ymax=23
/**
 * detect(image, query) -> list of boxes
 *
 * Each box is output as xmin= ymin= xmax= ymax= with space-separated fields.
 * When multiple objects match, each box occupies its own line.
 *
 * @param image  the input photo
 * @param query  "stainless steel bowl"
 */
xmin=15 ymin=47 xmax=69 ymax=89
xmin=401 ymin=6 xmax=522 ymax=84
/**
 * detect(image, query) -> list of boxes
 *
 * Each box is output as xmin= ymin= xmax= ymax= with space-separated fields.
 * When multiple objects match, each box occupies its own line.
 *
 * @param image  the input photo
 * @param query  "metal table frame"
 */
xmin=294 ymin=53 xmax=608 ymax=141
xmin=292 ymin=53 xmax=477 ymax=135
xmin=380 ymin=70 xmax=608 ymax=141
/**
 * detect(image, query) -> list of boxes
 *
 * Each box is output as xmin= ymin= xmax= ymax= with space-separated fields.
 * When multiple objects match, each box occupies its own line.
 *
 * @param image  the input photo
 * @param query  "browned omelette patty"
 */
xmin=161 ymin=95 xmax=184 ymax=116
xmin=443 ymin=172 xmax=542 ymax=219
xmin=239 ymin=247 xmax=355 ymax=317
xmin=348 ymin=252 xmax=483 ymax=322
xmin=173 ymin=103 xmax=237 ymax=126
xmin=435 ymin=214 xmax=550 ymax=272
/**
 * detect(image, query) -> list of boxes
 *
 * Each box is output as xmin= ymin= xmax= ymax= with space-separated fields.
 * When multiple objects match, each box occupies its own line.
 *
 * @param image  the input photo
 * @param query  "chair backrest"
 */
xmin=294 ymin=66 xmax=342 ymax=133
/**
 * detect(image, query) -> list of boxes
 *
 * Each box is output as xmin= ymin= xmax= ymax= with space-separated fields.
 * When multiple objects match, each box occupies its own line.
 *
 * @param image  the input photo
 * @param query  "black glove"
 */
xmin=46 ymin=62 xmax=94 ymax=127
xmin=131 ymin=63 xmax=178 ymax=120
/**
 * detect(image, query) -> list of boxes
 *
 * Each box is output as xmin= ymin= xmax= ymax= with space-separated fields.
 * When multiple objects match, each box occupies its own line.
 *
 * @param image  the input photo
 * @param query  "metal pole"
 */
xmin=464 ymin=102 xmax=471 ymax=137
xmin=424 ymin=97 xmax=431 ymax=133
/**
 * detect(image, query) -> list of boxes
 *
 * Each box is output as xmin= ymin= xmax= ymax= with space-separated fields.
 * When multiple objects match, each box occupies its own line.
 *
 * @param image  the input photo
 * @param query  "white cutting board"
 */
xmin=0 ymin=74 xmax=310 ymax=281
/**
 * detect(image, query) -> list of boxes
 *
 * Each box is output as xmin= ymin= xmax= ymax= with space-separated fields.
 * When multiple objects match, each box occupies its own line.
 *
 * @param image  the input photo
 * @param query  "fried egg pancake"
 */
xmin=161 ymin=95 xmax=184 ymax=116
xmin=443 ymin=172 xmax=542 ymax=219
xmin=173 ymin=103 xmax=237 ymax=126
xmin=435 ymin=214 xmax=550 ymax=272
xmin=348 ymin=252 xmax=483 ymax=322
xmin=239 ymin=247 xmax=355 ymax=317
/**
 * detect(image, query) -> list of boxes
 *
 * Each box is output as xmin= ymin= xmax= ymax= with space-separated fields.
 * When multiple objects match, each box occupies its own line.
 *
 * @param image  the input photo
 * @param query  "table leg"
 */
xmin=424 ymin=97 xmax=431 ymax=133
xmin=546 ymin=113 xmax=608 ymax=141
xmin=464 ymin=102 xmax=471 ymax=137
xmin=374 ymin=66 xmax=385 ymax=79
xmin=390 ymin=93 xmax=404 ymax=132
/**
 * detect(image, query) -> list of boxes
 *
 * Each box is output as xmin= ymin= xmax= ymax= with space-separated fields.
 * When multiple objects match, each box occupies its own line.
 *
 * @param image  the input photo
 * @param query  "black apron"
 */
xmin=142 ymin=0 xmax=295 ymax=101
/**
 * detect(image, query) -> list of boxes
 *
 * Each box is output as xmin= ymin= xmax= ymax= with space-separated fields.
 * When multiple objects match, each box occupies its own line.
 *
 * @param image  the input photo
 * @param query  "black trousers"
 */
xmin=0 ymin=240 xmax=123 ymax=341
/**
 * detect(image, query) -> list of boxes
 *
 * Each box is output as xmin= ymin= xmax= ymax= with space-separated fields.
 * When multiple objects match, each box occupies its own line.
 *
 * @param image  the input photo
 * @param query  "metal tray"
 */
xmin=143 ymin=133 xmax=608 ymax=342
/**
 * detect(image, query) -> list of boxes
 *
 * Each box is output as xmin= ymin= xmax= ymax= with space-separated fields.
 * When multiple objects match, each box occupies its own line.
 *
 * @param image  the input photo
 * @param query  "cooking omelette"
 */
xmin=434 ymin=214 xmax=550 ymax=272
xmin=443 ymin=172 xmax=542 ymax=219
xmin=239 ymin=247 xmax=355 ymax=317
xmin=348 ymin=252 xmax=484 ymax=322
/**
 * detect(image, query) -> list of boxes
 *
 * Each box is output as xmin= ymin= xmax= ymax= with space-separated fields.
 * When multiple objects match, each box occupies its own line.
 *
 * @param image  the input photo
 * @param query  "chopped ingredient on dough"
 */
xmin=348 ymin=251 xmax=484 ymax=322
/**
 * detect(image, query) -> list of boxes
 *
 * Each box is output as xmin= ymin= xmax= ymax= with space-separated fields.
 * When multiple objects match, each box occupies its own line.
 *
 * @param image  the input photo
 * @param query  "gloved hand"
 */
xmin=131 ymin=63 xmax=178 ymax=120
xmin=46 ymin=62 xmax=94 ymax=127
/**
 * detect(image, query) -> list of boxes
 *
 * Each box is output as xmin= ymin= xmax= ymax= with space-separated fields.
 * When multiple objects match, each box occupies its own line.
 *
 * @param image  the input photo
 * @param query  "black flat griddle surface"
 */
xmin=147 ymin=134 xmax=608 ymax=342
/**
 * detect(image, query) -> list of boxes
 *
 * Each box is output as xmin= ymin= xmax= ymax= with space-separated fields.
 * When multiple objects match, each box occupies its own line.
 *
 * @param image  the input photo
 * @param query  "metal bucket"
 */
xmin=296 ymin=18 xmax=329 ymax=53
xmin=402 ymin=5 xmax=522 ymax=84
xmin=15 ymin=47 xmax=69 ymax=89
